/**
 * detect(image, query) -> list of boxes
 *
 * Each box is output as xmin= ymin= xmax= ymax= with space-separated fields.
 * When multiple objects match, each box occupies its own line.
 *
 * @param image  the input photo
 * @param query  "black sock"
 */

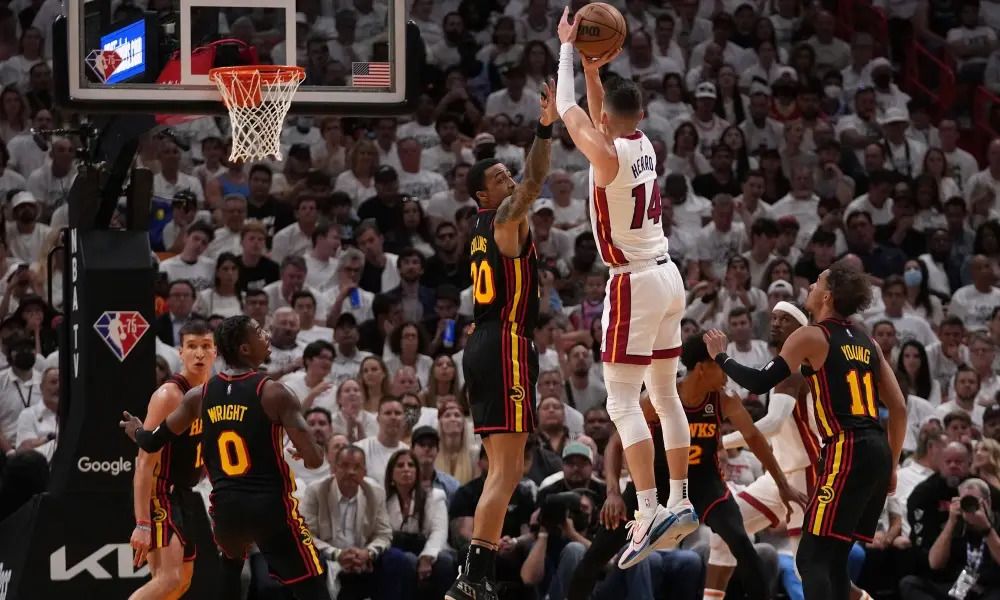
xmin=219 ymin=556 xmax=245 ymax=600
xmin=465 ymin=540 xmax=497 ymax=583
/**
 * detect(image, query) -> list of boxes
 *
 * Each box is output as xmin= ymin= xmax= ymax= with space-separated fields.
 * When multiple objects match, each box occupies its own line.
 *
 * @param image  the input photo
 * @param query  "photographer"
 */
xmin=901 ymin=478 xmax=1000 ymax=600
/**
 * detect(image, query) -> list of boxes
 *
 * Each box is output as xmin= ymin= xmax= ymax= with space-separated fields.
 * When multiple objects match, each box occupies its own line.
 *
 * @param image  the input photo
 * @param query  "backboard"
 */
xmin=57 ymin=0 xmax=416 ymax=115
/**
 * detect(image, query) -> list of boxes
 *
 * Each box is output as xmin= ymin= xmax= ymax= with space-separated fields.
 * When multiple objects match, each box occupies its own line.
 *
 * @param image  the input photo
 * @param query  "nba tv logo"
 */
xmin=93 ymin=311 xmax=150 ymax=362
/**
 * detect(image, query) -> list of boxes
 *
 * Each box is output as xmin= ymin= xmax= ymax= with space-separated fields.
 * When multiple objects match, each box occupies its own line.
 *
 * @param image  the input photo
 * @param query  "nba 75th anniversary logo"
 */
xmin=94 ymin=311 xmax=150 ymax=362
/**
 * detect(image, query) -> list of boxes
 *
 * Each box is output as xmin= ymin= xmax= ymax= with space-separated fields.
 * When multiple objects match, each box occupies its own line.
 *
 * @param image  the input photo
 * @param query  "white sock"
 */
xmin=667 ymin=478 xmax=688 ymax=507
xmin=636 ymin=488 xmax=658 ymax=519
xmin=704 ymin=589 xmax=725 ymax=600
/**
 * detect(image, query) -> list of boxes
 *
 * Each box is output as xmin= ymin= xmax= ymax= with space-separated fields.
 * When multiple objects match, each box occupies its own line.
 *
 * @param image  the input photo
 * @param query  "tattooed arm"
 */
xmin=493 ymin=79 xmax=557 ymax=258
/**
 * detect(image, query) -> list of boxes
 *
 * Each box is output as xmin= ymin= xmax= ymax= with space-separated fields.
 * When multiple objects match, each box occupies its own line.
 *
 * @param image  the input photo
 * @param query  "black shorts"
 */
xmin=463 ymin=323 xmax=538 ymax=436
xmin=689 ymin=471 xmax=732 ymax=522
xmin=804 ymin=428 xmax=891 ymax=543
xmin=210 ymin=492 xmax=325 ymax=584
xmin=150 ymin=482 xmax=197 ymax=562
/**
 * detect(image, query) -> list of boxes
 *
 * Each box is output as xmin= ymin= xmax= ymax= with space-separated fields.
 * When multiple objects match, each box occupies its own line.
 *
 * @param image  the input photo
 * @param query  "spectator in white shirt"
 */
xmin=294 ymin=290 xmax=334 ymax=346
xmin=205 ymin=194 xmax=247 ymax=259
xmin=865 ymin=276 xmax=937 ymax=346
xmin=264 ymin=255 xmax=327 ymax=318
xmin=836 ymin=87 xmax=883 ymax=164
xmin=966 ymin=138 xmax=1000 ymax=207
xmin=846 ymin=169 xmax=896 ymax=227
xmin=425 ymin=163 xmax=477 ymax=224
xmin=421 ymin=114 xmax=474 ymax=178
xmin=160 ymin=222 xmax=216 ymax=291
xmin=27 ymin=136 xmax=75 ymax=219
xmin=396 ymin=138 xmax=448 ymax=201
xmin=334 ymin=139 xmax=379 ymax=209
xmin=153 ymin=136 xmax=205 ymax=206
xmin=807 ymin=10 xmax=851 ymax=73
xmin=428 ymin=12 xmax=465 ymax=70
xmin=331 ymin=313 xmax=372 ymax=385
xmin=724 ymin=307 xmax=771 ymax=398
xmin=547 ymin=170 xmax=588 ymax=233
xmin=305 ymin=221 xmax=341 ymax=292
xmin=383 ymin=448 xmax=454 ymax=598
xmin=487 ymin=115 xmax=526 ymax=176
xmin=951 ymin=254 xmax=1000 ymax=332
xmin=939 ymin=120 xmax=981 ymax=188
xmin=879 ymin=107 xmax=925 ymax=179
xmin=356 ymin=397 xmax=410 ymax=488
xmin=264 ymin=307 xmax=307 ymax=378
xmin=771 ymin=165 xmax=821 ymax=235
xmin=937 ymin=365 xmax=988 ymax=427
xmin=326 ymin=248 xmax=376 ymax=325
xmin=621 ymin=29 xmax=684 ymax=83
xmin=947 ymin=1 xmax=997 ymax=80
xmin=0 ymin=334 xmax=41 ymax=451
xmin=194 ymin=252 xmax=243 ymax=318
xmin=272 ymin=195 xmax=320 ymax=264
xmin=14 ymin=365 xmax=57 ymax=460
xmin=5 ymin=191 xmax=49 ymax=263
xmin=7 ymin=108 xmax=52 ymax=178
xmin=485 ymin=64 xmax=541 ymax=127
xmin=282 ymin=340 xmax=337 ymax=413
xmin=697 ymin=193 xmax=748 ymax=281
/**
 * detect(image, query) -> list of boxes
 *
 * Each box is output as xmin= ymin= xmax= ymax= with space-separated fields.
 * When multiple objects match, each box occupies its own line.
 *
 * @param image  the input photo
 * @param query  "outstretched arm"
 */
xmin=121 ymin=385 xmax=203 ymax=453
xmin=555 ymin=9 xmax=619 ymax=181
xmin=265 ymin=380 xmax=325 ymax=469
xmin=722 ymin=384 xmax=798 ymax=449
xmin=493 ymin=80 xmax=557 ymax=257
xmin=704 ymin=327 xmax=825 ymax=394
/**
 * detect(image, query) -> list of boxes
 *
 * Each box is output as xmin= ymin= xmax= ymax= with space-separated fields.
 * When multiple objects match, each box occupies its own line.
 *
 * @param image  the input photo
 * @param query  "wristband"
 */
xmin=135 ymin=523 xmax=151 ymax=532
xmin=714 ymin=352 xmax=730 ymax=367
xmin=136 ymin=519 xmax=151 ymax=526
xmin=536 ymin=122 xmax=553 ymax=139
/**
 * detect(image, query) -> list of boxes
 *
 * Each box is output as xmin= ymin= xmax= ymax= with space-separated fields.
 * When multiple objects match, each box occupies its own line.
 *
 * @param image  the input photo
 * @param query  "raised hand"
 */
xmin=540 ymin=78 xmax=558 ymax=126
xmin=703 ymin=329 xmax=729 ymax=359
xmin=582 ymin=46 xmax=623 ymax=72
xmin=557 ymin=7 xmax=579 ymax=44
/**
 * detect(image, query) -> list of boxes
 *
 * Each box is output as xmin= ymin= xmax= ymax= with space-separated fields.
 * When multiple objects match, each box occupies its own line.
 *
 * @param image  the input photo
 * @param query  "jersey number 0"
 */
xmin=470 ymin=262 xmax=496 ymax=304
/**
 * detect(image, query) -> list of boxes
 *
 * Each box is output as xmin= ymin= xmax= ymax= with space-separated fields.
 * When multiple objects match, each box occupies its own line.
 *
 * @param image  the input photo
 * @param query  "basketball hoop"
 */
xmin=208 ymin=65 xmax=306 ymax=162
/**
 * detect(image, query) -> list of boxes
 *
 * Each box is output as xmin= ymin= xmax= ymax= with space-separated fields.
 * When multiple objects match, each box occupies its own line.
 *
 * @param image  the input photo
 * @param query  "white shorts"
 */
xmin=708 ymin=467 xmax=814 ymax=567
xmin=600 ymin=258 xmax=686 ymax=365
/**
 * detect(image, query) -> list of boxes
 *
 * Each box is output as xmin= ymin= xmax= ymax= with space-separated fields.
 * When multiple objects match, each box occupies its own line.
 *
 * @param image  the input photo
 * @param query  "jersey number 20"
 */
xmin=630 ymin=181 xmax=662 ymax=229
xmin=470 ymin=262 xmax=496 ymax=304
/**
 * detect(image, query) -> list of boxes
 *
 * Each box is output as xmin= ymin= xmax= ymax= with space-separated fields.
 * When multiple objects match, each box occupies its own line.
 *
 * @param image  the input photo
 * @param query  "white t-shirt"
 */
xmin=725 ymin=340 xmax=772 ymax=398
xmin=355 ymin=436 xmax=409 ymax=488
xmin=6 ymin=134 xmax=47 ymax=177
xmin=0 ymin=368 xmax=41 ymax=444
xmin=845 ymin=194 xmax=895 ymax=226
xmin=271 ymin=223 xmax=313 ymax=263
xmin=297 ymin=325 xmax=334 ymax=346
xmin=205 ymin=227 xmax=242 ymax=260
xmin=160 ymin=255 xmax=216 ymax=291
xmin=5 ymin=222 xmax=50 ymax=263
xmin=398 ymin=169 xmax=448 ymax=201
xmin=153 ymin=172 xmax=205 ymax=205
xmin=770 ymin=194 xmax=820 ymax=234
xmin=948 ymin=284 xmax=1000 ymax=332
xmin=15 ymin=401 xmax=56 ymax=448
xmin=946 ymin=26 xmax=997 ymax=69
xmin=696 ymin=223 xmax=748 ymax=279
xmin=334 ymin=170 xmax=377 ymax=209
xmin=397 ymin=121 xmax=440 ymax=150
xmin=280 ymin=371 xmax=337 ymax=414
xmin=195 ymin=289 xmax=242 ymax=318
xmin=304 ymin=253 xmax=339 ymax=292
xmin=864 ymin=312 xmax=937 ymax=347
xmin=421 ymin=145 xmax=475 ymax=178
xmin=936 ymin=399 xmax=986 ymax=428
xmin=425 ymin=191 xmax=477 ymax=223
xmin=485 ymin=89 xmax=541 ymax=126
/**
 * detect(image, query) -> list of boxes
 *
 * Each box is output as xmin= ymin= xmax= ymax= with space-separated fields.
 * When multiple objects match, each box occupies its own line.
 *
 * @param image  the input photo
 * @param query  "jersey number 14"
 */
xmin=630 ymin=181 xmax=662 ymax=230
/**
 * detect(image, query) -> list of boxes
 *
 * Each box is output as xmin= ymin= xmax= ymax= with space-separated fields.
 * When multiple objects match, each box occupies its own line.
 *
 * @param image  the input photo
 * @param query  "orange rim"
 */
xmin=208 ymin=65 xmax=305 ymax=85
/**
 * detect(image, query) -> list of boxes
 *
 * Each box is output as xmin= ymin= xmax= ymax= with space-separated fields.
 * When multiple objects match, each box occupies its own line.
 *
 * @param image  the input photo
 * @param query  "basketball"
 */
xmin=573 ymin=3 xmax=627 ymax=59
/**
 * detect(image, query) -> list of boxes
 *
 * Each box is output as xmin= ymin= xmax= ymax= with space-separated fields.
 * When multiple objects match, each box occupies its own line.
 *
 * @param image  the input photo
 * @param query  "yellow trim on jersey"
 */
xmin=611 ymin=275 xmax=625 ymax=360
xmin=151 ymin=495 xmax=165 ymax=547
xmin=810 ymin=432 xmax=845 ymax=535
xmin=510 ymin=258 xmax=524 ymax=431
xmin=284 ymin=468 xmax=324 ymax=575
xmin=811 ymin=376 xmax=834 ymax=438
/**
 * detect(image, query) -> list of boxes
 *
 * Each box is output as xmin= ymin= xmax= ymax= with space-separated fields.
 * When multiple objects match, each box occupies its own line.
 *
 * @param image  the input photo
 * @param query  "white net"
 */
xmin=209 ymin=66 xmax=305 ymax=162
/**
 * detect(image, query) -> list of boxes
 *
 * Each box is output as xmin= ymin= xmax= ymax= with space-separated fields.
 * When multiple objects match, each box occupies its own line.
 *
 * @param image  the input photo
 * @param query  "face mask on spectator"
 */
xmin=11 ymin=348 xmax=35 ymax=371
xmin=903 ymin=269 xmax=923 ymax=287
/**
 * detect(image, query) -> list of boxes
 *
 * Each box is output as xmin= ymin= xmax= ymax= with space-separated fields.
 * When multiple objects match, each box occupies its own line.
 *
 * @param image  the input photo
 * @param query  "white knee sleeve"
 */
xmin=646 ymin=357 xmax=690 ymax=451
xmin=708 ymin=531 xmax=738 ymax=568
xmin=604 ymin=363 xmax=652 ymax=448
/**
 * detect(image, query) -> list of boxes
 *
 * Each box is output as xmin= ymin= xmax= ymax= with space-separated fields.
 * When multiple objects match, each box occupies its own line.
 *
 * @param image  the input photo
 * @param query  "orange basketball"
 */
xmin=573 ymin=3 xmax=627 ymax=59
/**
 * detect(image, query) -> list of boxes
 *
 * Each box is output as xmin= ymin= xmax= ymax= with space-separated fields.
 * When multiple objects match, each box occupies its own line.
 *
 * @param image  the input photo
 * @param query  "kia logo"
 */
xmin=76 ymin=456 xmax=133 ymax=476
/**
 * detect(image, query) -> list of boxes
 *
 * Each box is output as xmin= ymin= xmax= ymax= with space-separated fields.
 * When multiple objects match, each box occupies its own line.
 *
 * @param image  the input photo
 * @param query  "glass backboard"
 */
xmin=58 ymin=0 xmax=413 ymax=115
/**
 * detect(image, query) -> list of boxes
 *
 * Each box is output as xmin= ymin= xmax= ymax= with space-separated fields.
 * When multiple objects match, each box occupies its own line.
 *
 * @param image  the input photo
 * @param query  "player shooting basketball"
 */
xmin=128 ymin=320 xmax=216 ymax=600
xmin=554 ymin=7 xmax=697 ymax=568
xmin=445 ymin=80 xmax=558 ymax=600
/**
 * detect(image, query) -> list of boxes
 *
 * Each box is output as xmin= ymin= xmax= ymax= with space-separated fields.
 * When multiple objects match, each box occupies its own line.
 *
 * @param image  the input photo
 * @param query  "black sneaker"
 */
xmin=444 ymin=573 xmax=498 ymax=600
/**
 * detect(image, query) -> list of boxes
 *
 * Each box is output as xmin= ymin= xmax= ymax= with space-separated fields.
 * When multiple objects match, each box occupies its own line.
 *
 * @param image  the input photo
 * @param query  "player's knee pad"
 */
xmin=647 ymin=357 xmax=689 ymax=450
xmin=708 ymin=531 xmax=738 ymax=568
xmin=604 ymin=363 xmax=651 ymax=448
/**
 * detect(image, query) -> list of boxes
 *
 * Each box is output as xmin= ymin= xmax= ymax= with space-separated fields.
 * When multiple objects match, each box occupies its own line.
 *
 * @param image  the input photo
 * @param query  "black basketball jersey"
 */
xmin=469 ymin=209 xmax=539 ymax=337
xmin=156 ymin=374 xmax=203 ymax=489
xmin=684 ymin=391 xmax=724 ymax=481
xmin=201 ymin=371 xmax=289 ymax=495
xmin=803 ymin=319 xmax=883 ymax=443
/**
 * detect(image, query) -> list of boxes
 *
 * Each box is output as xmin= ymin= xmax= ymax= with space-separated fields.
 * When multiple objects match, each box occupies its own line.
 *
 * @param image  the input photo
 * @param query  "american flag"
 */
xmin=351 ymin=62 xmax=391 ymax=87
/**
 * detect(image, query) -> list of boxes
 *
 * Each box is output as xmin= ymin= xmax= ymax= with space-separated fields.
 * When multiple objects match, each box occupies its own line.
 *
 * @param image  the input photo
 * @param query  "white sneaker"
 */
xmin=617 ymin=505 xmax=671 ymax=569
xmin=653 ymin=499 xmax=699 ymax=551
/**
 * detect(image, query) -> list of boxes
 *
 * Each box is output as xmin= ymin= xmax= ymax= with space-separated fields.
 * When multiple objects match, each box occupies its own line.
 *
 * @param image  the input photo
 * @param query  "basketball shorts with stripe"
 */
xmin=210 ymin=491 xmax=325 ymax=584
xmin=463 ymin=322 xmax=538 ymax=437
xmin=805 ymin=428 xmax=891 ymax=543
xmin=149 ymin=482 xmax=197 ymax=562
xmin=601 ymin=259 xmax=686 ymax=365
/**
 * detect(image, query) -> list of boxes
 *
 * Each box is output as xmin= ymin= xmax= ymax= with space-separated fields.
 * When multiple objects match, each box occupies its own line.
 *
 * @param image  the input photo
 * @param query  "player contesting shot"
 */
xmin=121 ymin=315 xmax=330 ymax=600
xmin=703 ymin=262 xmax=908 ymax=600
xmin=128 ymin=320 xmax=216 ymax=600
xmin=554 ymin=7 xmax=697 ymax=568
xmin=569 ymin=334 xmax=807 ymax=600
xmin=445 ymin=79 xmax=557 ymax=600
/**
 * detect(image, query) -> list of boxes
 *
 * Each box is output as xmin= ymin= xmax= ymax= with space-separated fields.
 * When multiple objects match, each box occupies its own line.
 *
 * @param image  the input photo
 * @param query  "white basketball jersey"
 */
xmin=771 ymin=391 xmax=822 ymax=473
xmin=589 ymin=131 xmax=669 ymax=267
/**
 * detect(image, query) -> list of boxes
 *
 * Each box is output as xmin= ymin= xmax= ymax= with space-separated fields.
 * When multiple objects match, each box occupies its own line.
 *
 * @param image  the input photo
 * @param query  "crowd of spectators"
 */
xmin=2 ymin=0 xmax=1000 ymax=599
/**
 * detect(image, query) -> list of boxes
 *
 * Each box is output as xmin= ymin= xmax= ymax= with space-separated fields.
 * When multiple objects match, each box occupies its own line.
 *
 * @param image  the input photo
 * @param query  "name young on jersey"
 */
xmin=841 ymin=344 xmax=871 ymax=364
